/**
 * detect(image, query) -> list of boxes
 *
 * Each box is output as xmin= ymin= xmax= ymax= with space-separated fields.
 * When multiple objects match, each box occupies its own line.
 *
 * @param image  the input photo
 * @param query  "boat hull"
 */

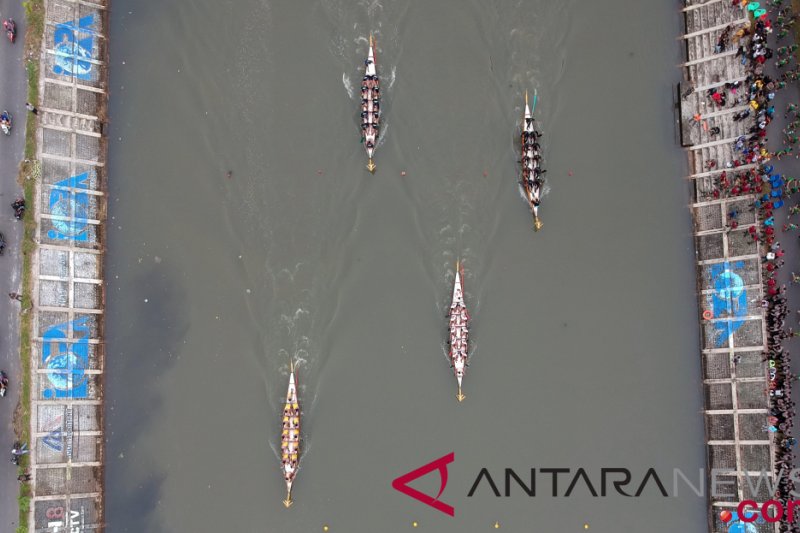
xmin=281 ymin=364 xmax=300 ymax=507
xmin=520 ymin=96 xmax=543 ymax=230
xmin=361 ymin=36 xmax=380 ymax=172
xmin=448 ymin=262 xmax=469 ymax=401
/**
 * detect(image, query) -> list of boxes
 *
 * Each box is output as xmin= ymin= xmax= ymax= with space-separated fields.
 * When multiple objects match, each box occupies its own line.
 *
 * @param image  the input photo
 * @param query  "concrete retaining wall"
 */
xmin=679 ymin=1 xmax=776 ymax=532
xmin=29 ymin=0 xmax=108 ymax=530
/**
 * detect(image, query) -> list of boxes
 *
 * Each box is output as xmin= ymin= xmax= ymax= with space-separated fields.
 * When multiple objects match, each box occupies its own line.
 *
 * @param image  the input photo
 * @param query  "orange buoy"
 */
xmin=702 ymin=310 xmax=713 ymax=320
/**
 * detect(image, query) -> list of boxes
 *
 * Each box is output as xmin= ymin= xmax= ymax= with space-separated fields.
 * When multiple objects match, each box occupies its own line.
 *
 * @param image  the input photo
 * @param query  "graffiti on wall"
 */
xmin=42 ymin=317 xmax=91 ymax=400
xmin=66 ymin=405 xmax=73 ymax=459
xmin=53 ymin=15 xmax=96 ymax=80
xmin=45 ymin=506 xmax=84 ymax=532
xmin=48 ymin=172 xmax=91 ymax=241
xmin=710 ymin=261 xmax=749 ymax=348
xmin=42 ymin=414 xmax=64 ymax=453
xmin=725 ymin=510 xmax=761 ymax=532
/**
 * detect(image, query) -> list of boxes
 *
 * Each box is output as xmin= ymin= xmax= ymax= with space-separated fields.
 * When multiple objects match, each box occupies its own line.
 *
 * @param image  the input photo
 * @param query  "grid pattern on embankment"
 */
xmin=679 ymin=1 xmax=777 ymax=533
xmin=27 ymin=0 xmax=108 ymax=530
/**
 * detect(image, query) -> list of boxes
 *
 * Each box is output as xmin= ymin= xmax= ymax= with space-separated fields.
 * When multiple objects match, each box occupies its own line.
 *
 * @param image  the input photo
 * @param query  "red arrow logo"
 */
xmin=391 ymin=452 xmax=455 ymax=516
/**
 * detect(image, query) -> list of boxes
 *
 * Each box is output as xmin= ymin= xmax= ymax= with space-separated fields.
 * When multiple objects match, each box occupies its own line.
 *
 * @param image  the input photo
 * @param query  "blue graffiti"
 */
xmin=41 ymin=317 xmax=90 ymax=399
xmin=42 ymin=428 xmax=63 ymax=452
xmin=48 ymin=172 xmax=90 ymax=241
xmin=710 ymin=261 xmax=748 ymax=347
xmin=53 ymin=15 xmax=96 ymax=80
xmin=726 ymin=510 xmax=762 ymax=532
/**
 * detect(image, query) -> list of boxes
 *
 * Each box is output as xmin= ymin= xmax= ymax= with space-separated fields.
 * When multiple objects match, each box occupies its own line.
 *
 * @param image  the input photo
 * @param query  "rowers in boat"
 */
xmin=281 ymin=360 xmax=300 ymax=508
xmin=361 ymin=34 xmax=380 ymax=173
xmin=448 ymin=261 xmax=470 ymax=402
xmin=521 ymin=91 xmax=544 ymax=231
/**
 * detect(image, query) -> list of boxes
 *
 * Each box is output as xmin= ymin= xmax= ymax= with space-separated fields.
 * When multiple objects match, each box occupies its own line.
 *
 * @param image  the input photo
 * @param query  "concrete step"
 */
xmin=694 ymin=116 xmax=751 ymax=146
xmin=41 ymin=111 xmax=100 ymax=135
xmin=686 ymin=1 xmax=743 ymax=34
xmin=688 ymin=54 xmax=747 ymax=87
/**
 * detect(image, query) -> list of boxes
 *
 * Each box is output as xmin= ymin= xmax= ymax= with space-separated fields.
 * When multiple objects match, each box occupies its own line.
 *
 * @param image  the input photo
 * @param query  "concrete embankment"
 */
xmin=678 ymin=1 xmax=776 ymax=532
xmin=27 ymin=0 xmax=108 ymax=530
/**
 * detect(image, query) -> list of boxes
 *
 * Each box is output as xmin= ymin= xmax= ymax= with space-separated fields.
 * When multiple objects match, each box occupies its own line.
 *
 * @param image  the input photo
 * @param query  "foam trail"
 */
xmin=386 ymin=65 xmax=397 ymax=91
xmin=342 ymin=73 xmax=355 ymax=99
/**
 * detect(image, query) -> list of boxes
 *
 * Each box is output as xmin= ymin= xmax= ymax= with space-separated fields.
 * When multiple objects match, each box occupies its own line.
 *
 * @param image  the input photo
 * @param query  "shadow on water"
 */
xmin=105 ymin=265 xmax=189 ymax=532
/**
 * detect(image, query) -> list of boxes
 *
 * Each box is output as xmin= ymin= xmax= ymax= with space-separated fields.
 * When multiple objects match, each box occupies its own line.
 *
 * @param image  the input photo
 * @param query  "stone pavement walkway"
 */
xmin=758 ymin=0 xmax=800 ymax=516
xmin=0 ymin=0 xmax=33 ymax=531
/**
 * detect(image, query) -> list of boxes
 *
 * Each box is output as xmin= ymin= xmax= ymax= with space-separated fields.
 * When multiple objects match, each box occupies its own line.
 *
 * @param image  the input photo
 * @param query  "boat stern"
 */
xmin=531 ymin=202 xmax=542 ymax=231
xmin=283 ymin=481 xmax=294 ymax=508
xmin=454 ymin=359 xmax=466 ymax=402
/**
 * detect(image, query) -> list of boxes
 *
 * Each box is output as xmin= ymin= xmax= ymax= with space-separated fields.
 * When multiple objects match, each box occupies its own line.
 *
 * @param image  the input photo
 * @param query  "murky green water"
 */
xmin=105 ymin=1 xmax=704 ymax=531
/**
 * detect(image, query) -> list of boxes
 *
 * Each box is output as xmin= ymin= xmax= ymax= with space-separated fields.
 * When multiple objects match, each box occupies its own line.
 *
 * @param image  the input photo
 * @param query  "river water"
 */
xmin=104 ymin=1 xmax=704 ymax=532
